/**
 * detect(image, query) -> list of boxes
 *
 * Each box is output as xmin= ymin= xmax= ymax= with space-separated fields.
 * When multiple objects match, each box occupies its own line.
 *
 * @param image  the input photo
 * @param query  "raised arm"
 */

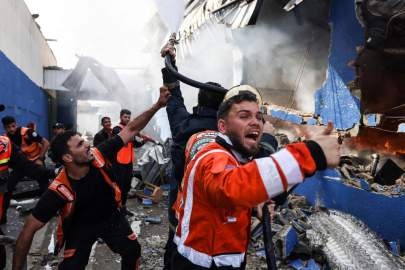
xmin=12 ymin=215 xmax=45 ymax=270
xmin=161 ymin=47 xmax=191 ymax=136
xmin=119 ymin=86 xmax=170 ymax=145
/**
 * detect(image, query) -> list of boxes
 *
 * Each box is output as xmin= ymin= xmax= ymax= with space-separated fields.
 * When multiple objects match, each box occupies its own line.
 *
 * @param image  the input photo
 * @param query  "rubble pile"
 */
xmin=249 ymin=195 xmax=405 ymax=270
xmin=338 ymin=155 xmax=405 ymax=196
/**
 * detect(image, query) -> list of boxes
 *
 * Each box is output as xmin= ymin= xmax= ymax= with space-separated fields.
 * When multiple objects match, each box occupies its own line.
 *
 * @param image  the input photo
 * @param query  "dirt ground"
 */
xmin=3 ymin=187 xmax=268 ymax=270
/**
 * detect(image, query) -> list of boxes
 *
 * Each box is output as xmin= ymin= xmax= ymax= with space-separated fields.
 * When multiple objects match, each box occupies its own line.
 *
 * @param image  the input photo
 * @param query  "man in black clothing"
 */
xmin=0 ymin=135 xmax=55 ymax=268
xmin=12 ymin=87 xmax=171 ymax=270
xmin=161 ymin=47 xmax=227 ymax=269
xmin=52 ymin=122 xmax=66 ymax=138
xmin=93 ymin=116 xmax=113 ymax=147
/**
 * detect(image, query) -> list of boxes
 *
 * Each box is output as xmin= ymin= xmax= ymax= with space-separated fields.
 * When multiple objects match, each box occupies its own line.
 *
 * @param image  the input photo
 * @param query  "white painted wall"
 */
xmin=0 ymin=0 xmax=56 ymax=86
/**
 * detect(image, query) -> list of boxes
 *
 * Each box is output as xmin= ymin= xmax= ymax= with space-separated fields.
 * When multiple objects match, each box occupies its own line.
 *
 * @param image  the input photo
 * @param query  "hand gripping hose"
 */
xmin=164 ymin=55 xmax=228 ymax=94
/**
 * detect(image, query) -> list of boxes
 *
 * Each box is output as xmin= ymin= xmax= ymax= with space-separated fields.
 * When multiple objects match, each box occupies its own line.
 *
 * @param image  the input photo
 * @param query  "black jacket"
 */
xmin=166 ymin=85 xmax=218 ymax=183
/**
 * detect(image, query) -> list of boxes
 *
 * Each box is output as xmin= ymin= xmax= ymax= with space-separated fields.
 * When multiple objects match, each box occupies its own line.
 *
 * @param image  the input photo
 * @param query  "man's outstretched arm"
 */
xmin=119 ymin=86 xmax=170 ymax=145
xmin=12 ymin=215 xmax=45 ymax=270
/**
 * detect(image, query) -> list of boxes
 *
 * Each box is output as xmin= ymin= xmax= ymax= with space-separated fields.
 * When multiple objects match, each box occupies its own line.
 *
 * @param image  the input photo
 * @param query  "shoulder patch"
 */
xmin=56 ymin=184 xmax=75 ymax=202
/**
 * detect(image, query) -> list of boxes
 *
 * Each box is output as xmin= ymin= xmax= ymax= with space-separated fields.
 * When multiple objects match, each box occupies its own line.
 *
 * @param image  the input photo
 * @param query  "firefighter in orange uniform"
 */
xmin=171 ymin=93 xmax=341 ymax=269
xmin=113 ymin=109 xmax=155 ymax=216
xmin=12 ymin=86 xmax=170 ymax=270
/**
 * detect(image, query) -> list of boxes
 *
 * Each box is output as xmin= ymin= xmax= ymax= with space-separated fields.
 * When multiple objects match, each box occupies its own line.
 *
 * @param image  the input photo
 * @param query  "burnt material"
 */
xmin=355 ymin=49 xmax=405 ymax=114
xmin=374 ymin=159 xmax=404 ymax=186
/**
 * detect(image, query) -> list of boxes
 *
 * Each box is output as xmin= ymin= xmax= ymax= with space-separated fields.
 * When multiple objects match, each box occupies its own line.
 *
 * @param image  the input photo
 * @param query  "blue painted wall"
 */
xmin=314 ymin=0 xmax=363 ymax=130
xmin=0 ymin=51 xmax=49 ymax=138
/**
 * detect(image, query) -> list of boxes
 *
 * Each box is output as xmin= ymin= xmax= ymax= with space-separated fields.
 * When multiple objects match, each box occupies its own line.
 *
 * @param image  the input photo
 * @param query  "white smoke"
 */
xmin=152 ymin=0 xmax=184 ymax=32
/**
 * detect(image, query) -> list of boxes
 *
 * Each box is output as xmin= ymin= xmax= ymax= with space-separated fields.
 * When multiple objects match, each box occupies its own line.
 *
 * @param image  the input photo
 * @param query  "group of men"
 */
xmin=2 ymin=44 xmax=339 ymax=270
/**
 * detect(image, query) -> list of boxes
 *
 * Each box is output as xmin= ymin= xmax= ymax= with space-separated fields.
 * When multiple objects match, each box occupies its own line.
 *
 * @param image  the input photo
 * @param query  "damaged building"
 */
xmin=164 ymin=0 xmax=405 ymax=268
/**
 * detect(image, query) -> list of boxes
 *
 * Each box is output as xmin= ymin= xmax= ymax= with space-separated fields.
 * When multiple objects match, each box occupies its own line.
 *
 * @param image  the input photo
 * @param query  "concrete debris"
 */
xmin=374 ymin=159 xmax=405 ymax=186
xmin=144 ymin=216 xmax=162 ymax=224
xmin=338 ymin=155 xmax=405 ymax=196
xmin=0 ymin=235 xmax=16 ymax=246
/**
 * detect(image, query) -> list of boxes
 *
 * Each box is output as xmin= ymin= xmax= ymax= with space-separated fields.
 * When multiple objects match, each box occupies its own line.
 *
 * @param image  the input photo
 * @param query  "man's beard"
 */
xmin=228 ymin=132 xmax=259 ymax=157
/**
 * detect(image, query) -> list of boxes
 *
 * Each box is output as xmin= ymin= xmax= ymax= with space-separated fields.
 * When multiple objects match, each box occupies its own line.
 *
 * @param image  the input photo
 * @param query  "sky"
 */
xmin=24 ymin=0 xmax=159 ymax=68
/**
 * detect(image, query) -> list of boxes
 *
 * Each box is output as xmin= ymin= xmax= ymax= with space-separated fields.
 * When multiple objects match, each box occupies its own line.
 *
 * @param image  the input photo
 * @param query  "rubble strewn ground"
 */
xmin=3 ymin=187 xmax=277 ymax=269
xmin=3 ymin=151 xmax=405 ymax=269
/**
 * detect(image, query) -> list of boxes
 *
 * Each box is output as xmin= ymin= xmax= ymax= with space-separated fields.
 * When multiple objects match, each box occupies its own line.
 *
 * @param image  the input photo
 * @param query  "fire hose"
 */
xmin=164 ymin=55 xmax=227 ymax=94
xmin=262 ymin=203 xmax=278 ymax=270
xmin=163 ymin=34 xmax=280 ymax=270
xmin=163 ymin=33 xmax=227 ymax=94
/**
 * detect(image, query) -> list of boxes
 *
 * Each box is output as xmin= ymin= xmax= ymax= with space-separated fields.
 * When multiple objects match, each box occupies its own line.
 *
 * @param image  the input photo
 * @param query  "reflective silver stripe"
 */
xmin=213 ymin=253 xmax=245 ymax=268
xmin=178 ymin=149 xmax=235 ymax=268
xmin=174 ymin=235 xmax=212 ymax=268
xmin=174 ymin=236 xmax=245 ymax=268
xmin=271 ymin=149 xmax=304 ymax=185
xmin=0 ymin=158 xmax=10 ymax=165
xmin=255 ymin=157 xmax=285 ymax=198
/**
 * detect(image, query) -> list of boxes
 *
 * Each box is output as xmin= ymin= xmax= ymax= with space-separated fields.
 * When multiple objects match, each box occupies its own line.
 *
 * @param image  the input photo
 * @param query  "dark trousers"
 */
xmin=170 ymin=246 xmax=246 ymax=270
xmin=0 ymin=169 xmax=49 ymax=223
xmin=0 ymin=228 xmax=5 ymax=270
xmin=59 ymin=211 xmax=141 ymax=270
xmin=163 ymin=186 xmax=178 ymax=270
xmin=116 ymin=164 xmax=133 ymax=207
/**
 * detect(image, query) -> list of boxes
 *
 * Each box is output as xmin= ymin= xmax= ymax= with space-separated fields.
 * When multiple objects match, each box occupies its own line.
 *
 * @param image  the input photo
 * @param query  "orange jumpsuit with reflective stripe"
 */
xmin=174 ymin=138 xmax=317 ymax=268
xmin=20 ymin=127 xmax=41 ymax=161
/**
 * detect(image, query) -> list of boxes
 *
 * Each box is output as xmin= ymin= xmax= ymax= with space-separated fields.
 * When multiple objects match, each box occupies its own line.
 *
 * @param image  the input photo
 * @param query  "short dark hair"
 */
xmin=217 ymin=93 xmax=258 ymax=120
xmin=101 ymin=116 xmax=110 ymax=124
xmin=53 ymin=122 xmax=65 ymax=129
xmin=49 ymin=130 xmax=78 ymax=164
xmin=1 ymin=116 xmax=16 ymax=126
xmin=198 ymin=82 xmax=226 ymax=110
xmin=120 ymin=109 xmax=131 ymax=117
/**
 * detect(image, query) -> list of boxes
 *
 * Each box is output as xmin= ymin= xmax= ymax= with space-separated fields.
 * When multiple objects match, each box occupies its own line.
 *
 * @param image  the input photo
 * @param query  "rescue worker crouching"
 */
xmin=0 ymin=134 xmax=55 ymax=269
xmin=2 ymin=116 xmax=49 ymax=166
xmin=12 ymin=86 xmax=171 ymax=270
xmin=1 ymin=116 xmax=50 ymax=202
xmin=171 ymin=93 xmax=340 ymax=270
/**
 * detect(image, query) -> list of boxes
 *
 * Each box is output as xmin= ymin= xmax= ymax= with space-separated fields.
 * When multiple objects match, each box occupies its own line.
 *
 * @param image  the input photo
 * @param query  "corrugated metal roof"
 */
xmin=178 ymin=0 xmax=264 ymax=42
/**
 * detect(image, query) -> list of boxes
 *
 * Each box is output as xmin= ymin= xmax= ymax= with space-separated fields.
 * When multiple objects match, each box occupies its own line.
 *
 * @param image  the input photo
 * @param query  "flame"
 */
xmin=345 ymin=127 xmax=405 ymax=156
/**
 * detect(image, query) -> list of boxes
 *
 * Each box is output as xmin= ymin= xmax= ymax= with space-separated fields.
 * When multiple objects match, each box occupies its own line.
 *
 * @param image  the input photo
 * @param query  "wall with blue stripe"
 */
xmin=314 ymin=0 xmax=363 ymax=130
xmin=0 ymin=51 xmax=49 ymax=138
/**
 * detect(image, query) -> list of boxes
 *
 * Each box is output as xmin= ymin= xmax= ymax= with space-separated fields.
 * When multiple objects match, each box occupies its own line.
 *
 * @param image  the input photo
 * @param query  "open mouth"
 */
xmin=245 ymin=131 xmax=259 ymax=142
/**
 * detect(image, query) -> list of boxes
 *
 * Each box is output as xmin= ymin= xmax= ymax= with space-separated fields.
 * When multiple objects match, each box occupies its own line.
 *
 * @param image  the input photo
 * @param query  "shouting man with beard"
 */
xmin=171 ymin=92 xmax=341 ymax=270
xmin=12 ymin=87 xmax=171 ymax=270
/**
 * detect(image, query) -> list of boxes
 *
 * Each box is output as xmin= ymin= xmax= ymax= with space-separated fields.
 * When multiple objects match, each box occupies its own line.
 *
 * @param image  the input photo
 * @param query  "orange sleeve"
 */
xmin=196 ymin=143 xmax=317 ymax=208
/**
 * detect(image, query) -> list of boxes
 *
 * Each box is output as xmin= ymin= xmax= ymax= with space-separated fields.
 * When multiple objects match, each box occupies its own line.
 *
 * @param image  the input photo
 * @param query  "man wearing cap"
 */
xmin=1 ymin=116 xmax=51 ymax=225
xmin=171 ymin=92 xmax=340 ymax=269
xmin=2 ymin=116 xmax=49 ymax=166
xmin=52 ymin=123 xmax=66 ymax=138
xmin=160 ymin=46 xmax=281 ymax=269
